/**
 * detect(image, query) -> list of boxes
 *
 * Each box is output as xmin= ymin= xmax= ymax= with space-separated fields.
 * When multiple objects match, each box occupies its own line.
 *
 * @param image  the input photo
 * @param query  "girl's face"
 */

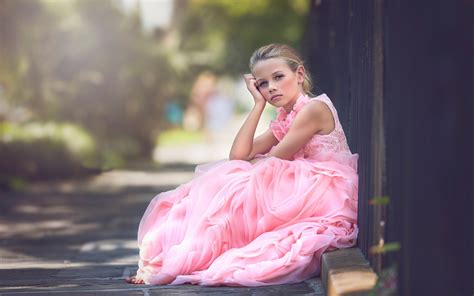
xmin=252 ymin=57 xmax=305 ymax=112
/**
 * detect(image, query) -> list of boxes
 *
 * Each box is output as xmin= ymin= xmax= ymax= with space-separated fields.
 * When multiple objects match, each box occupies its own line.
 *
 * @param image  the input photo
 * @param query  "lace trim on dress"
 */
xmin=270 ymin=92 xmax=352 ymax=157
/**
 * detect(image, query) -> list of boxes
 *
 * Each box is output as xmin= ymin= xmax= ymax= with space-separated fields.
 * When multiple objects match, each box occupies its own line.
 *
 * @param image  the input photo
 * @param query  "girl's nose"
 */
xmin=268 ymin=82 xmax=277 ymax=92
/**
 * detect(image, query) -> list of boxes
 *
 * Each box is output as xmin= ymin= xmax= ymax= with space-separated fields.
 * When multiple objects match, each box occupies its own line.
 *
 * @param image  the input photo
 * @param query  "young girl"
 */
xmin=126 ymin=43 xmax=359 ymax=286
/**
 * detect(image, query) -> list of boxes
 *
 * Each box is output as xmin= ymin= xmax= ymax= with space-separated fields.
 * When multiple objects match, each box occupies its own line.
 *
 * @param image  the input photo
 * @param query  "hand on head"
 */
xmin=243 ymin=73 xmax=266 ymax=106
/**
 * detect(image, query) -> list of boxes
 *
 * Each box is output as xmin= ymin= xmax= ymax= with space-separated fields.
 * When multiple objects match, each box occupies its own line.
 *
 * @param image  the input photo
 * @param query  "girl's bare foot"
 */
xmin=125 ymin=275 xmax=145 ymax=284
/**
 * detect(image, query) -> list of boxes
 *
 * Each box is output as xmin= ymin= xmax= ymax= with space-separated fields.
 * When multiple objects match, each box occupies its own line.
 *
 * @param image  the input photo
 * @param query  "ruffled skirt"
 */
xmin=136 ymin=153 xmax=359 ymax=286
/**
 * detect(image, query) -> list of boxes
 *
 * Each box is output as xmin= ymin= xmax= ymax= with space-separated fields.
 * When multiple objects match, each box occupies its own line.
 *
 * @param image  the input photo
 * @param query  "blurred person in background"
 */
xmin=204 ymin=79 xmax=235 ymax=138
xmin=183 ymin=71 xmax=216 ymax=131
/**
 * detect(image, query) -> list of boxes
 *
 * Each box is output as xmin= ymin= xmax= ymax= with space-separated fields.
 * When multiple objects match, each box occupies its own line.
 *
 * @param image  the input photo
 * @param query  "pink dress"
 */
xmin=135 ymin=93 xmax=359 ymax=286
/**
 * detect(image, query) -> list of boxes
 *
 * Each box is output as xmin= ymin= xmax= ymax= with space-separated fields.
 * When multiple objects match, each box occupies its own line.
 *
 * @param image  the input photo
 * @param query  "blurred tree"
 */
xmin=175 ymin=0 xmax=310 ymax=75
xmin=0 ymin=0 xmax=310 ymax=169
xmin=0 ymin=0 xmax=54 ymax=116
xmin=48 ymin=0 xmax=176 ymax=160
xmin=0 ymin=0 xmax=177 ymax=164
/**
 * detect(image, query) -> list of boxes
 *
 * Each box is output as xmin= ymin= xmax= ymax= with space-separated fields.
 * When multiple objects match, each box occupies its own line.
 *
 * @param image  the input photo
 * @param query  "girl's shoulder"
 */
xmin=295 ymin=96 xmax=336 ymax=133
xmin=297 ymin=97 xmax=331 ymax=119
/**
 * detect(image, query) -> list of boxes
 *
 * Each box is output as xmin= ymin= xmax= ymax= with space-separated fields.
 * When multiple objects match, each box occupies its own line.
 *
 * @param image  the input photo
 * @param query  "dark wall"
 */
xmin=304 ymin=0 xmax=473 ymax=294
xmin=383 ymin=1 xmax=473 ymax=295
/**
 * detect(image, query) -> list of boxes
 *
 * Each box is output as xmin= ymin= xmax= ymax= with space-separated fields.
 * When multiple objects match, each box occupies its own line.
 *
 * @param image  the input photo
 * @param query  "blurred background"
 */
xmin=0 ymin=0 xmax=310 ymax=190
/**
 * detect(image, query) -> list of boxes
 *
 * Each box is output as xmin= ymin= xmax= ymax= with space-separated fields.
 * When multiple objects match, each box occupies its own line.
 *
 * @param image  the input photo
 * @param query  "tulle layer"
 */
xmin=136 ymin=153 xmax=359 ymax=286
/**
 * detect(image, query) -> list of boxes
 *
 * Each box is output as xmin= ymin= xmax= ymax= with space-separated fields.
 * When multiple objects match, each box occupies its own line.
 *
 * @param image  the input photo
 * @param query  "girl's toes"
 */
xmin=124 ymin=276 xmax=133 ymax=283
xmin=125 ymin=276 xmax=144 ymax=284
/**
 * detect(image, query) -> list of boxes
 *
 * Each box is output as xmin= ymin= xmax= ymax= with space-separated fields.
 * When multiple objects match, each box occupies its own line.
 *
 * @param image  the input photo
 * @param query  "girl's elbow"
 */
xmin=229 ymin=152 xmax=249 ymax=161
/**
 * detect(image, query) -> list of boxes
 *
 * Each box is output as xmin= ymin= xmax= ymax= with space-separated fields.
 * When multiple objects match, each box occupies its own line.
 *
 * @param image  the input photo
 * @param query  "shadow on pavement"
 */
xmin=0 ymin=164 xmax=325 ymax=295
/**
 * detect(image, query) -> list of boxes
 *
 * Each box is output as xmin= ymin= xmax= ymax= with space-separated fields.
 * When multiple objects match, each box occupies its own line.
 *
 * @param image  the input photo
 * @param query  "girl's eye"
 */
xmin=259 ymin=81 xmax=268 ymax=88
xmin=275 ymin=75 xmax=284 ymax=80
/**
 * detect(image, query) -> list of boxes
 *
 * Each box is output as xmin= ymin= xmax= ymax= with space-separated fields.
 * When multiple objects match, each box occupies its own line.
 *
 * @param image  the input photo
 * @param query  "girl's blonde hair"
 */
xmin=249 ymin=43 xmax=313 ymax=95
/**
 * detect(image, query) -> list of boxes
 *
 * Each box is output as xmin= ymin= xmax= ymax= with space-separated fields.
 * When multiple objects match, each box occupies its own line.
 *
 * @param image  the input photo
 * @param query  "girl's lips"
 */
xmin=271 ymin=95 xmax=282 ymax=101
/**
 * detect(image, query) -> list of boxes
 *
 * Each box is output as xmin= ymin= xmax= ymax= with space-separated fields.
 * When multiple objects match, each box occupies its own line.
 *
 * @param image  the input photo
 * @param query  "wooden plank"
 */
xmin=321 ymin=247 xmax=377 ymax=295
xmin=328 ymin=267 xmax=378 ymax=296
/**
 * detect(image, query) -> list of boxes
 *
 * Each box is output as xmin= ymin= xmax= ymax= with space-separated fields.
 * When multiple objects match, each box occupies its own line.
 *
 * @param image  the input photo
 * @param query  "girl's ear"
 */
xmin=296 ymin=65 xmax=305 ymax=84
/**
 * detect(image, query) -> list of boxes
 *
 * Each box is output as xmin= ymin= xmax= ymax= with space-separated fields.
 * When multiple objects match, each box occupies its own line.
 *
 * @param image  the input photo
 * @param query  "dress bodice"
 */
xmin=270 ymin=93 xmax=352 ymax=159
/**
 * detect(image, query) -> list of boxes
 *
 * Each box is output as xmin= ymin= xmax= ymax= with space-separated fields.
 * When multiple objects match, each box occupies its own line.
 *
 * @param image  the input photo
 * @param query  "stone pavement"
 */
xmin=0 ymin=161 xmax=326 ymax=295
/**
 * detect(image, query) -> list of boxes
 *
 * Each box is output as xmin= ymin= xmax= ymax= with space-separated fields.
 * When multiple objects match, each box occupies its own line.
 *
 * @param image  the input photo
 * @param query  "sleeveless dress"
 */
xmin=135 ymin=93 xmax=359 ymax=286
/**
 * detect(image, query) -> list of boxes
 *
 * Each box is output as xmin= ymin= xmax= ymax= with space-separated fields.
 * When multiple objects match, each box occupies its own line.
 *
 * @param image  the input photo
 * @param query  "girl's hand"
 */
xmin=249 ymin=158 xmax=261 ymax=164
xmin=243 ymin=74 xmax=266 ymax=106
xmin=249 ymin=156 xmax=265 ymax=164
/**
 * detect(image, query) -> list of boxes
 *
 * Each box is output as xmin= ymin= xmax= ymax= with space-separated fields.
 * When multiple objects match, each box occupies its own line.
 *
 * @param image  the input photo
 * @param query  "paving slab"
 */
xmin=0 ymin=165 xmax=326 ymax=295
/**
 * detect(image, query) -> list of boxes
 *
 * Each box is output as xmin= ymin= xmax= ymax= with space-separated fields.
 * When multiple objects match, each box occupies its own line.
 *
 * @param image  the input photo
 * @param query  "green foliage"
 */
xmin=157 ymin=128 xmax=205 ymax=147
xmin=0 ymin=0 xmax=311 ymax=170
xmin=0 ymin=122 xmax=99 ymax=189
xmin=369 ymin=242 xmax=401 ymax=254
xmin=0 ymin=0 xmax=175 ymax=161
xmin=369 ymin=264 xmax=398 ymax=296
xmin=177 ymin=0 xmax=310 ymax=75
xmin=0 ymin=121 xmax=95 ymax=159
xmin=368 ymin=195 xmax=400 ymax=295
xmin=0 ymin=0 xmax=54 ymax=107
xmin=369 ymin=195 xmax=390 ymax=205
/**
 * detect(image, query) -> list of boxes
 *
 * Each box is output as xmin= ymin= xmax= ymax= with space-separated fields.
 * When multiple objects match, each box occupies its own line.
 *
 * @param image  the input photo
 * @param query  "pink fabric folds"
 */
xmin=135 ymin=93 xmax=359 ymax=286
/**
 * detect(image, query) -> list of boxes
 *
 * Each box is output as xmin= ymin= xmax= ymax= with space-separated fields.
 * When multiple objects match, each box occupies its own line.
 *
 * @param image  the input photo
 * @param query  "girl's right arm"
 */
xmin=229 ymin=74 xmax=278 ymax=161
